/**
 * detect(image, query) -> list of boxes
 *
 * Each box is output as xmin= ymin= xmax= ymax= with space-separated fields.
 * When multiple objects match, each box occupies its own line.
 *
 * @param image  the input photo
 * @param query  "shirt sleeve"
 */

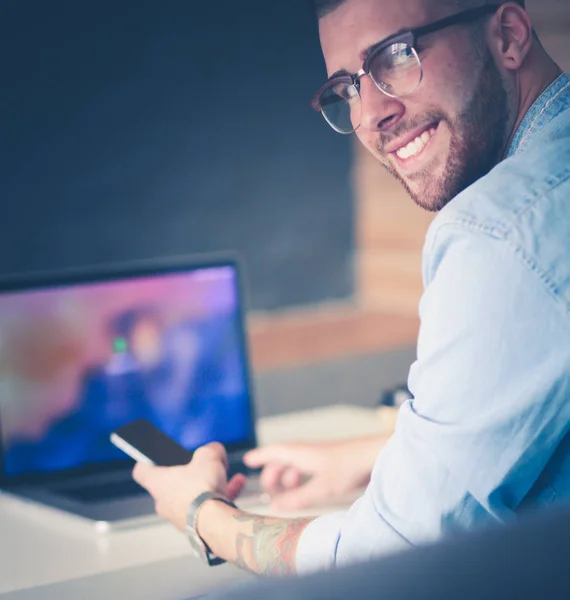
xmin=295 ymin=511 xmax=344 ymax=574
xmin=297 ymin=219 xmax=570 ymax=572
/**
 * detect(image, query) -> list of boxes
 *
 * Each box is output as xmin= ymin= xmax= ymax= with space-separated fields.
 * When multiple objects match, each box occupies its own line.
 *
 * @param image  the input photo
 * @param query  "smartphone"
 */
xmin=110 ymin=419 xmax=193 ymax=467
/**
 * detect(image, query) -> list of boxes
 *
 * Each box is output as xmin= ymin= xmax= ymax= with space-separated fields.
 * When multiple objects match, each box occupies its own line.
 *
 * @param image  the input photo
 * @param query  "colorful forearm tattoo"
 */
xmin=232 ymin=513 xmax=313 ymax=576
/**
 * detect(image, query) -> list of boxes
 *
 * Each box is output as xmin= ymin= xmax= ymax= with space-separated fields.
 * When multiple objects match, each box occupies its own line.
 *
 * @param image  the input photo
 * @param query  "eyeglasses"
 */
xmin=311 ymin=4 xmax=501 ymax=134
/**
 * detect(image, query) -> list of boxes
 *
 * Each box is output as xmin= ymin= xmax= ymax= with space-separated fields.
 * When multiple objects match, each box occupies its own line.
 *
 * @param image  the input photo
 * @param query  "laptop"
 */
xmin=0 ymin=254 xmax=262 ymax=531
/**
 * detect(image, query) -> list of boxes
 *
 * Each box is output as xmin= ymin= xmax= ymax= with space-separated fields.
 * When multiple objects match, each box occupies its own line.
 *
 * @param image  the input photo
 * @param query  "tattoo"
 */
xmin=235 ymin=532 xmax=256 ymax=575
xmin=231 ymin=512 xmax=313 ymax=577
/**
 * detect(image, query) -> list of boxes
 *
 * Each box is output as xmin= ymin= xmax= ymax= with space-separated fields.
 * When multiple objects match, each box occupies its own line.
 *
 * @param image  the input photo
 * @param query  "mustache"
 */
xmin=376 ymin=111 xmax=449 ymax=154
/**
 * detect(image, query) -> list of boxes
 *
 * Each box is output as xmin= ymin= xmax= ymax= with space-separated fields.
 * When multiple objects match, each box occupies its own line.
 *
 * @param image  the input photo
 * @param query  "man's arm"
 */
xmin=243 ymin=435 xmax=387 ymax=511
xmin=326 ymin=220 xmax=570 ymax=566
xmin=132 ymin=446 xmax=316 ymax=576
xmin=198 ymin=500 xmax=314 ymax=576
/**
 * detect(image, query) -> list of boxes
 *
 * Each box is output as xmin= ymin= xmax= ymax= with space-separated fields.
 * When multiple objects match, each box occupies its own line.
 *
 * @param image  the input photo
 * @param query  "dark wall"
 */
xmin=0 ymin=0 xmax=354 ymax=310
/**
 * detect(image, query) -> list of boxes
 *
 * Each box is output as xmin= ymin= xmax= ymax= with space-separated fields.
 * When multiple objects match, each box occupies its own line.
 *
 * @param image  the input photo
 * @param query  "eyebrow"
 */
xmin=360 ymin=27 xmax=408 ymax=61
xmin=324 ymin=27 xmax=409 ymax=84
xmin=326 ymin=68 xmax=351 ymax=81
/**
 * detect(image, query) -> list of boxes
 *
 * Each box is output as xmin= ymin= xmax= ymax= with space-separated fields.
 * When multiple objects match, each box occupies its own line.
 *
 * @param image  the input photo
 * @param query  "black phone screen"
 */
xmin=112 ymin=419 xmax=193 ymax=466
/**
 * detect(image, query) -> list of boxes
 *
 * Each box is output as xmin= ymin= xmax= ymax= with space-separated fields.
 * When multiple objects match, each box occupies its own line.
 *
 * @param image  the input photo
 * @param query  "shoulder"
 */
xmin=424 ymin=118 xmax=570 ymax=300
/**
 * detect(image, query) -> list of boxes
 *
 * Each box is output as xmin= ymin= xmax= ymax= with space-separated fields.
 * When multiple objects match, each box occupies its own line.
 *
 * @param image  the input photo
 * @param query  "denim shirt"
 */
xmin=297 ymin=74 xmax=570 ymax=573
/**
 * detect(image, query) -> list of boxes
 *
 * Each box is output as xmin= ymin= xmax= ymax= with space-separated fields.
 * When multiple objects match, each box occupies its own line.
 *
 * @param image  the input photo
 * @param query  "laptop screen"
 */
xmin=0 ymin=260 xmax=255 ymax=480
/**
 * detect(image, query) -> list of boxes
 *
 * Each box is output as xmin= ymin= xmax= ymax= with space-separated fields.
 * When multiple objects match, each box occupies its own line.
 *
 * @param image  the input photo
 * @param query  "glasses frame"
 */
xmin=311 ymin=4 xmax=502 ymax=133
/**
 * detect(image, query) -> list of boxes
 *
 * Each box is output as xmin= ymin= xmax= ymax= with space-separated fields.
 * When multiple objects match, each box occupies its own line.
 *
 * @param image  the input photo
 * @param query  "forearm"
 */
xmin=352 ymin=434 xmax=388 ymax=460
xmin=345 ymin=434 xmax=389 ymax=480
xmin=197 ymin=500 xmax=314 ymax=576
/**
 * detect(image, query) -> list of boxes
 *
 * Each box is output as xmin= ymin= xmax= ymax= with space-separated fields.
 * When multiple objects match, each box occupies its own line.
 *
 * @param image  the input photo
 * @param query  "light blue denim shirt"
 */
xmin=297 ymin=73 xmax=570 ymax=573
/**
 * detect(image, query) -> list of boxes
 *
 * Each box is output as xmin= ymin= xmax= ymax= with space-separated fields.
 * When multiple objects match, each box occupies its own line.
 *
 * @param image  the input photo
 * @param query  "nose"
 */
xmin=358 ymin=76 xmax=404 ymax=132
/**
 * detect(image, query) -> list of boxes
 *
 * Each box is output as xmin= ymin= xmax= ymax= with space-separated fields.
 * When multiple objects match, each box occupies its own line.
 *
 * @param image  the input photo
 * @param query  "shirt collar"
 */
xmin=507 ymin=73 xmax=570 ymax=158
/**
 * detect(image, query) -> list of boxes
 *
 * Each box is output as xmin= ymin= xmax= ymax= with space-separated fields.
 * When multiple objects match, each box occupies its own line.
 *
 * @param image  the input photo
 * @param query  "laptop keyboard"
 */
xmin=54 ymin=461 xmax=260 ymax=504
xmin=56 ymin=478 xmax=147 ymax=503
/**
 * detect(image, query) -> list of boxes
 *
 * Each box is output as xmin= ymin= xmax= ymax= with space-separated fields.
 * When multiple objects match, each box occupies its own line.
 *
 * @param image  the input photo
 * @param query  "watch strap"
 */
xmin=187 ymin=491 xmax=237 ymax=566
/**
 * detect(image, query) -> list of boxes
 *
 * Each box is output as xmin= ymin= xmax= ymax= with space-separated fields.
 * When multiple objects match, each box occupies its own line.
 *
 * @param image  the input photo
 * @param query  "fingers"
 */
xmin=133 ymin=462 xmax=162 ymax=493
xmin=259 ymin=463 xmax=305 ymax=496
xmin=270 ymin=478 xmax=328 ymax=512
xmin=259 ymin=463 xmax=289 ymax=493
xmin=281 ymin=467 xmax=304 ymax=490
xmin=243 ymin=444 xmax=303 ymax=468
xmin=245 ymin=443 xmax=327 ymax=472
xmin=226 ymin=473 xmax=247 ymax=501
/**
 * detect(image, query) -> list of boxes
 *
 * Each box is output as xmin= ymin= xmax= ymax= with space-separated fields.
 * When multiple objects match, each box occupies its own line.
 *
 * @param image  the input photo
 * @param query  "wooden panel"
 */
xmin=353 ymin=141 xmax=433 ymax=316
xmin=249 ymin=304 xmax=419 ymax=371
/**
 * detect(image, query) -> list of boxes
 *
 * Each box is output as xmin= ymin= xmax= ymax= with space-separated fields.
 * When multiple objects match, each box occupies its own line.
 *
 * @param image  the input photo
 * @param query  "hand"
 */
xmin=243 ymin=436 xmax=386 ymax=511
xmin=133 ymin=442 xmax=246 ymax=532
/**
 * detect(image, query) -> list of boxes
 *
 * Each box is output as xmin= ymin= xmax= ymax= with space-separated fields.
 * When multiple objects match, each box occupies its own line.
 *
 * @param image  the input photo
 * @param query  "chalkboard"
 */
xmin=0 ymin=0 xmax=354 ymax=310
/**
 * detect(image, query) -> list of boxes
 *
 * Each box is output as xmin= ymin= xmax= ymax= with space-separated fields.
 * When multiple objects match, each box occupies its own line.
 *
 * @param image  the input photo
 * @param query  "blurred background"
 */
xmin=1 ymin=0 xmax=569 ymax=417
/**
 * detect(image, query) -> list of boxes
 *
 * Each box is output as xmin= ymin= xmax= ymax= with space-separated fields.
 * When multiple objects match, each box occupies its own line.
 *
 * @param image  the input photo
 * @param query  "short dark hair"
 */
xmin=311 ymin=0 xmax=345 ymax=19
xmin=440 ymin=0 xmax=525 ymax=9
xmin=312 ymin=0 xmax=526 ymax=20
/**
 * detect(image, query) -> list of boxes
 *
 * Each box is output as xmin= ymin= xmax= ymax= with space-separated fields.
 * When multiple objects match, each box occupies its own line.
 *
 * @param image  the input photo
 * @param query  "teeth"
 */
xmin=396 ymin=127 xmax=437 ymax=160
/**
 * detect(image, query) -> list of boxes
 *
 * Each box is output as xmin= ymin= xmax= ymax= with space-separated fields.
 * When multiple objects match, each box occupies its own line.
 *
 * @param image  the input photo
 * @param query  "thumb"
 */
xmin=133 ymin=462 xmax=160 ymax=490
xmin=270 ymin=478 xmax=330 ymax=512
xmin=226 ymin=473 xmax=247 ymax=501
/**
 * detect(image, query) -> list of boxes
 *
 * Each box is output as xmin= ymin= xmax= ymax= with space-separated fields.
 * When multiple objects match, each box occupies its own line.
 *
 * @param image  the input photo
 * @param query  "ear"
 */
xmin=487 ymin=2 xmax=534 ymax=72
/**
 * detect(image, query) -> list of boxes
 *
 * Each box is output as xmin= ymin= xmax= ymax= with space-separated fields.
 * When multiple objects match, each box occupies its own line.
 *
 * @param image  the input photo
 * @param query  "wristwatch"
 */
xmin=186 ymin=491 xmax=237 ymax=566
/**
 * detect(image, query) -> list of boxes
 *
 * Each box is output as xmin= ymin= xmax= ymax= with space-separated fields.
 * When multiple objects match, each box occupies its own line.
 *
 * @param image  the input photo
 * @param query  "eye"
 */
xmin=344 ymin=85 xmax=359 ymax=101
xmin=369 ymin=42 xmax=422 ymax=97
xmin=331 ymin=82 xmax=359 ymax=103
xmin=389 ymin=44 xmax=416 ymax=67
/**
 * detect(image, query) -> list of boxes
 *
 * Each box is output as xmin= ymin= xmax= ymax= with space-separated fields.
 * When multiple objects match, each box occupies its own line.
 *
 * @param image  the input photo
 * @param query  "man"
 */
xmin=133 ymin=0 xmax=570 ymax=576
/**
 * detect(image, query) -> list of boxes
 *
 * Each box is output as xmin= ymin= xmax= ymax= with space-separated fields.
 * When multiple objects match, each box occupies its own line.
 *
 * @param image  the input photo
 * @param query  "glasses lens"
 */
xmin=369 ymin=43 xmax=422 ymax=97
xmin=319 ymin=81 xmax=361 ymax=134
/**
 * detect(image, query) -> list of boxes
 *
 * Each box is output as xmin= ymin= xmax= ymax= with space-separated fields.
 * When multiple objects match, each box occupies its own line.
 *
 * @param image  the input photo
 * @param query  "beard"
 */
xmin=376 ymin=53 xmax=513 ymax=212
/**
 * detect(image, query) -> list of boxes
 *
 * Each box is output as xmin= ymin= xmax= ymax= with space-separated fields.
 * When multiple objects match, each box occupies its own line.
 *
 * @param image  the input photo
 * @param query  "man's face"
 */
xmin=319 ymin=0 xmax=515 ymax=211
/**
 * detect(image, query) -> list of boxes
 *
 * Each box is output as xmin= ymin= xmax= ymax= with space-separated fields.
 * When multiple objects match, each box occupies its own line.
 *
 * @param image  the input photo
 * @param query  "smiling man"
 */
xmin=134 ymin=0 xmax=570 ymax=576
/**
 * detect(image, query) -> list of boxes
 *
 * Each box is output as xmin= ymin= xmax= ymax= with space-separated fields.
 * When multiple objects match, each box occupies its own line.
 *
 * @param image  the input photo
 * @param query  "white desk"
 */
xmin=0 ymin=405 xmax=396 ymax=599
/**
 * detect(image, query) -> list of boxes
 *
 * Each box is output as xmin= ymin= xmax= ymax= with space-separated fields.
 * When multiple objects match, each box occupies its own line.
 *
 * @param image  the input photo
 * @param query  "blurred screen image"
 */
xmin=0 ymin=265 xmax=252 ymax=477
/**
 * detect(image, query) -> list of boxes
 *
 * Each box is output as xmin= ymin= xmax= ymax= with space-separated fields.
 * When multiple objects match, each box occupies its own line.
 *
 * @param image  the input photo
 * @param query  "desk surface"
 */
xmin=0 ymin=405 xmax=396 ymax=598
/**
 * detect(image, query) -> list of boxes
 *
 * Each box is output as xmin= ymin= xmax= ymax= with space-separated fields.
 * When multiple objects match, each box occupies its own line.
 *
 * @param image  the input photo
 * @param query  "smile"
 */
xmin=384 ymin=121 xmax=443 ymax=173
xmin=395 ymin=126 xmax=438 ymax=160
